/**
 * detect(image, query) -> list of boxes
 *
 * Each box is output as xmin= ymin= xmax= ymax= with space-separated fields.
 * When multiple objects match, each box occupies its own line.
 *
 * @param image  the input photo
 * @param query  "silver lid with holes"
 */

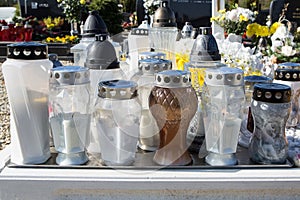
xmin=131 ymin=28 xmax=149 ymax=35
xmin=138 ymin=58 xmax=172 ymax=74
xmin=205 ymin=67 xmax=244 ymax=86
xmin=50 ymin=66 xmax=90 ymax=85
xmin=155 ymin=70 xmax=191 ymax=88
xmin=98 ymin=80 xmax=138 ymax=99
xmin=138 ymin=52 xmax=166 ymax=60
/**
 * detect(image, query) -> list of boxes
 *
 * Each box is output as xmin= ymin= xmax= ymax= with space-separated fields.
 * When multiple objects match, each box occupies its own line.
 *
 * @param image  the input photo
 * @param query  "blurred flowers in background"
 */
xmin=44 ymin=35 xmax=79 ymax=44
xmin=143 ymin=0 xmax=160 ymax=15
xmin=57 ymin=0 xmax=87 ymax=23
xmin=211 ymin=5 xmax=256 ymax=35
xmin=43 ymin=17 xmax=64 ymax=31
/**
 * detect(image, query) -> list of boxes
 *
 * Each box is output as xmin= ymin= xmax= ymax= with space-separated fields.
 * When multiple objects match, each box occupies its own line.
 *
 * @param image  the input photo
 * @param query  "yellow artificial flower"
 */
xmin=239 ymin=15 xmax=249 ymax=22
xmin=246 ymin=23 xmax=258 ymax=38
xmin=269 ymin=22 xmax=281 ymax=35
xmin=256 ymin=25 xmax=269 ymax=37
xmin=80 ymin=0 xmax=86 ymax=5
xmin=45 ymin=37 xmax=54 ymax=43
xmin=57 ymin=0 xmax=62 ymax=3
xmin=218 ymin=9 xmax=226 ymax=14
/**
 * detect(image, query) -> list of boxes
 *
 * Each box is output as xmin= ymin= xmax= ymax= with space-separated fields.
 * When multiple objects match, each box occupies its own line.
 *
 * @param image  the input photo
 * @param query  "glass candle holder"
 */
xmin=202 ymin=67 xmax=245 ymax=166
xmin=238 ymin=75 xmax=272 ymax=148
xmin=249 ymin=83 xmax=291 ymax=164
xmin=149 ymin=1 xmax=178 ymax=68
xmin=85 ymin=34 xmax=125 ymax=154
xmin=184 ymin=27 xmax=223 ymax=153
xmin=149 ymin=70 xmax=197 ymax=166
xmin=49 ymin=66 xmax=91 ymax=165
xmin=131 ymin=58 xmax=172 ymax=151
xmin=273 ymin=68 xmax=300 ymax=128
xmin=94 ymin=80 xmax=141 ymax=166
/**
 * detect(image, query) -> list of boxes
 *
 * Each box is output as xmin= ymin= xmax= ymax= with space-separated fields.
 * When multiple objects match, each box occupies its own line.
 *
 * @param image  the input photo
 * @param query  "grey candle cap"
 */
xmin=98 ymin=80 xmax=138 ymax=100
xmin=155 ymin=70 xmax=191 ymax=88
xmin=50 ymin=66 xmax=90 ymax=85
xmin=205 ymin=67 xmax=244 ymax=86
xmin=138 ymin=58 xmax=172 ymax=74
xmin=139 ymin=52 xmax=166 ymax=60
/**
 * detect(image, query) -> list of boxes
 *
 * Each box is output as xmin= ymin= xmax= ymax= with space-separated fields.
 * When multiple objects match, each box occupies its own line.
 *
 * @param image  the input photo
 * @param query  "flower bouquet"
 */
xmin=211 ymin=6 xmax=256 ymax=36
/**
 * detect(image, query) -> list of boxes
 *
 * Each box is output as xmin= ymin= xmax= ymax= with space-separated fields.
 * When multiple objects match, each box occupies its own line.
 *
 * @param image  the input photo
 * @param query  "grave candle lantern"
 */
xmin=239 ymin=75 xmax=272 ymax=148
xmin=95 ymin=80 xmax=141 ymax=166
xmin=131 ymin=58 xmax=172 ymax=151
xmin=2 ymin=42 xmax=53 ymax=164
xmin=249 ymin=83 xmax=291 ymax=164
xmin=149 ymin=1 xmax=178 ymax=68
xmin=49 ymin=66 xmax=91 ymax=165
xmin=202 ymin=67 xmax=245 ymax=166
xmin=149 ymin=70 xmax=197 ymax=165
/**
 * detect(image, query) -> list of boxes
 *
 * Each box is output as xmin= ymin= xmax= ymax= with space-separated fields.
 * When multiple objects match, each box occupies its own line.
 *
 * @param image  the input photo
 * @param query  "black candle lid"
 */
xmin=274 ymin=68 xmax=300 ymax=81
xmin=253 ymin=83 xmax=291 ymax=103
xmin=7 ymin=42 xmax=48 ymax=60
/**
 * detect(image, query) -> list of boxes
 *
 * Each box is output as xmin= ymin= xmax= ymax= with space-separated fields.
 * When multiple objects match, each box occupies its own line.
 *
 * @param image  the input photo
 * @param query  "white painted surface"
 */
xmin=1 ymin=152 xmax=300 ymax=200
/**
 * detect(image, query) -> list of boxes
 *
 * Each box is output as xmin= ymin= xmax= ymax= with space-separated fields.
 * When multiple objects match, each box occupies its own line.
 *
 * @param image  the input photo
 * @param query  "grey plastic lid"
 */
xmin=85 ymin=34 xmax=119 ymax=70
xmin=181 ymin=22 xmax=193 ymax=39
xmin=98 ymin=80 xmax=138 ymax=100
xmin=131 ymin=28 xmax=149 ymax=35
xmin=205 ymin=67 xmax=244 ymax=86
xmin=82 ymin=10 xmax=108 ymax=37
xmin=7 ymin=42 xmax=48 ymax=60
xmin=50 ymin=66 xmax=90 ymax=85
xmin=253 ymin=83 xmax=291 ymax=103
xmin=152 ymin=1 xmax=177 ymax=28
xmin=138 ymin=58 xmax=172 ymax=74
xmin=139 ymin=52 xmax=166 ymax=60
xmin=190 ymin=27 xmax=221 ymax=62
xmin=155 ymin=70 xmax=191 ymax=88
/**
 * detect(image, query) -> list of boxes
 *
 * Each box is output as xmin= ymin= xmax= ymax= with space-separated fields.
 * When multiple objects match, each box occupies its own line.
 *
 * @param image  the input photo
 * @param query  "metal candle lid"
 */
xmin=205 ymin=67 xmax=244 ymax=86
xmin=189 ymin=27 xmax=221 ymax=62
xmin=152 ymin=1 xmax=177 ymax=28
xmin=244 ymin=75 xmax=272 ymax=89
xmin=50 ymin=66 xmax=90 ymax=85
xmin=98 ymin=80 xmax=138 ymax=100
xmin=139 ymin=52 xmax=166 ymax=60
xmin=181 ymin=22 xmax=193 ymax=39
xmin=7 ymin=42 xmax=48 ymax=60
xmin=85 ymin=34 xmax=120 ymax=70
xmin=277 ymin=62 xmax=300 ymax=69
xmin=155 ymin=70 xmax=191 ymax=88
xmin=138 ymin=58 xmax=172 ymax=74
xmin=82 ymin=10 xmax=108 ymax=37
xmin=131 ymin=28 xmax=149 ymax=36
xmin=253 ymin=83 xmax=291 ymax=103
xmin=274 ymin=68 xmax=300 ymax=81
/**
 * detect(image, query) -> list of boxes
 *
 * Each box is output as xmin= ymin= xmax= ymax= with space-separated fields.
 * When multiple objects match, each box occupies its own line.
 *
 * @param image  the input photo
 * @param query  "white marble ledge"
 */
xmin=1 ymin=145 xmax=300 ymax=199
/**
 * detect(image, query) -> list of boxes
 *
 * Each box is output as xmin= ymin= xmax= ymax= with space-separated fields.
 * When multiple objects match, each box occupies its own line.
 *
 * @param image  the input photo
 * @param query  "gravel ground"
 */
xmin=0 ymin=63 xmax=11 ymax=151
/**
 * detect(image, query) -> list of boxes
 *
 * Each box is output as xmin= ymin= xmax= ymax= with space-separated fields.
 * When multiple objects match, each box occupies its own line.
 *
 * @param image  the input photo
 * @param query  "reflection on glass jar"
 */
xmin=202 ymin=67 xmax=245 ymax=166
xmin=249 ymin=83 xmax=291 ymax=164
xmin=94 ymin=80 xmax=141 ymax=166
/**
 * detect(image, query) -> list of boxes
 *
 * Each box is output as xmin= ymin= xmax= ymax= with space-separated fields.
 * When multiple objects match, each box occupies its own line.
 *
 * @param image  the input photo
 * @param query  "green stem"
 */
xmin=253 ymin=36 xmax=260 ymax=55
